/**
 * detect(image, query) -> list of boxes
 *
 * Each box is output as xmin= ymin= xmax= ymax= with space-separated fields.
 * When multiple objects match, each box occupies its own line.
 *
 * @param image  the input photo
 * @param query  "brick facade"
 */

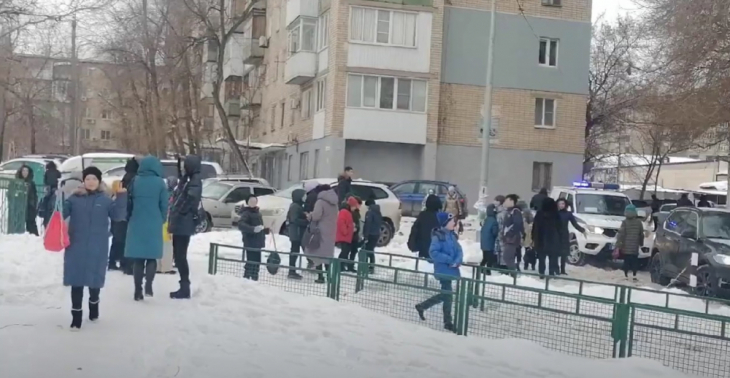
xmin=438 ymin=84 xmax=586 ymax=154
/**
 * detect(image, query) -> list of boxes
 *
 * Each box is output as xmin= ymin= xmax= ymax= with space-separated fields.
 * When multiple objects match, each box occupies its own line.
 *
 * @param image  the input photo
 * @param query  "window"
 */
xmin=101 ymin=109 xmax=112 ymax=119
xmin=80 ymin=128 xmax=91 ymax=140
xmin=313 ymin=149 xmax=320 ymax=178
xmin=299 ymin=152 xmax=309 ymax=179
xmin=539 ymin=38 xmax=559 ymax=67
xmin=287 ymin=154 xmax=292 ymax=181
xmin=288 ymin=18 xmax=317 ymax=55
xmin=350 ymin=7 xmax=417 ymax=47
xmin=270 ymin=106 xmax=276 ymax=131
xmin=534 ymin=98 xmax=555 ymax=128
xmin=301 ymin=89 xmax=312 ymax=119
xmin=226 ymin=187 xmax=252 ymax=203
xmin=84 ymin=108 xmax=92 ymax=118
xmin=347 ymin=74 xmax=427 ymax=112
xmin=253 ymin=187 xmax=275 ymax=197
xmin=350 ymin=184 xmax=390 ymax=200
xmin=576 ymin=194 xmax=631 ymax=216
xmin=101 ymin=130 xmax=111 ymax=140
xmin=531 ymin=162 xmax=552 ymax=192
xmin=318 ymin=12 xmax=329 ymax=50
xmin=392 ymin=182 xmax=416 ymax=195
xmin=316 ymin=77 xmax=327 ymax=112
xmin=542 ymin=0 xmax=561 ymax=6
xmin=417 ymin=183 xmax=439 ymax=195
xmin=280 ymin=101 xmax=285 ymax=129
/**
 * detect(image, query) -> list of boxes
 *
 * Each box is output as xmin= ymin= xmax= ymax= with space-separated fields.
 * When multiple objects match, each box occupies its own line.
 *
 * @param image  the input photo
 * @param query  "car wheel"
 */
xmin=693 ymin=266 xmax=718 ymax=297
xmin=196 ymin=213 xmax=212 ymax=234
xmin=649 ymin=253 xmax=670 ymax=285
xmin=567 ymin=240 xmax=586 ymax=266
xmin=378 ymin=221 xmax=394 ymax=247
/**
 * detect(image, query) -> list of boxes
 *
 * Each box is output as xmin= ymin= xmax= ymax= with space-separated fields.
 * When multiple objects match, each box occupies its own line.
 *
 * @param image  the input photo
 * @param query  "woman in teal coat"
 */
xmin=124 ymin=155 xmax=169 ymax=301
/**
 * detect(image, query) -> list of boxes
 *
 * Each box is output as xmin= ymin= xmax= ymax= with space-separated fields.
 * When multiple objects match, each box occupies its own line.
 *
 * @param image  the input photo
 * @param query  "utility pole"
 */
xmin=70 ymin=16 xmax=80 ymax=155
xmin=478 ymin=0 xmax=497 ymax=202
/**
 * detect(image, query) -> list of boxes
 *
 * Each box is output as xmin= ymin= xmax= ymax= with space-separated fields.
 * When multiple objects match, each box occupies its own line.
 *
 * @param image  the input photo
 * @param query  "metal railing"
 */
xmin=0 ymin=177 xmax=28 ymax=234
xmin=207 ymin=243 xmax=730 ymax=377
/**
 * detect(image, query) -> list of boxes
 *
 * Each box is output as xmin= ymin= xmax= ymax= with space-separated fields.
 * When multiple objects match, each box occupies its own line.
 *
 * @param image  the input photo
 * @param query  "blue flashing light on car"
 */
xmin=572 ymin=181 xmax=621 ymax=190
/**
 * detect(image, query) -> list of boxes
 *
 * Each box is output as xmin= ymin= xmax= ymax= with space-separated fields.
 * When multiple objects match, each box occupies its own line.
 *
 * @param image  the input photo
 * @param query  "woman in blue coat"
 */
xmin=415 ymin=212 xmax=463 ymax=332
xmin=479 ymin=204 xmax=499 ymax=274
xmin=125 ymin=155 xmax=169 ymax=301
xmin=63 ymin=167 xmax=123 ymax=330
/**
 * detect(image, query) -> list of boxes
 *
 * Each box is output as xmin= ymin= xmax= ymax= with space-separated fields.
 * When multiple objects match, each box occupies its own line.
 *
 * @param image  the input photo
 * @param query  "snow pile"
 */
xmin=0 ymin=234 xmax=693 ymax=378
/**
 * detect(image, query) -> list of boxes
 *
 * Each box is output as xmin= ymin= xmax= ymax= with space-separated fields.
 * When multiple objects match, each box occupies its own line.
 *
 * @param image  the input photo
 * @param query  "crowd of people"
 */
xmin=13 ymin=154 xmax=203 ymax=330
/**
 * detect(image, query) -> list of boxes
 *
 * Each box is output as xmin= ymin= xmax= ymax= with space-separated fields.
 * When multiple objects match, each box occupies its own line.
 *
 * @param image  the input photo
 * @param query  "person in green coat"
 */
xmin=615 ymin=204 xmax=645 ymax=282
xmin=124 ymin=155 xmax=169 ymax=301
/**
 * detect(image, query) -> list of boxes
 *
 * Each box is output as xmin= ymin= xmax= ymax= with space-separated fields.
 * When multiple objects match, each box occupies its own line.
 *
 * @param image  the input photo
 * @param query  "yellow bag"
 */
xmin=163 ymin=222 xmax=171 ymax=242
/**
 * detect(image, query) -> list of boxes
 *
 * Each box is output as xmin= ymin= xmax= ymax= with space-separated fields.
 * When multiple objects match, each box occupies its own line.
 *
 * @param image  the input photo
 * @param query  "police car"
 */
xmin=551 ymin=182 xmax=654 ymax=266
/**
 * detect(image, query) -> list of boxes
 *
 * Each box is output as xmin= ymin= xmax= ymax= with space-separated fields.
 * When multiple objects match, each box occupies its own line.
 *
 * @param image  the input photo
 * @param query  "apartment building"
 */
xmin=0 ymin=54 xmax=130 ymax=159
xmin=219 ymin=0 xmax=592 ymax=200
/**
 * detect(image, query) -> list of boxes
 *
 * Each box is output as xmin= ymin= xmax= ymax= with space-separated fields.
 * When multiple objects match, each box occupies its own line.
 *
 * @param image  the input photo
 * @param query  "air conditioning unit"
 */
xmin=258 ymin=36 xmax=269 ymax=48
xmin=290 ymin=99 xmax=299 ymax=109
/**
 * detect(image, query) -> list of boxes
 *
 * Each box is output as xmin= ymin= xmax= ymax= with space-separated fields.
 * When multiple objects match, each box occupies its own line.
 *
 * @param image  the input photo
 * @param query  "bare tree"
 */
xmin=585 ymin=16 xmax=645 ymax=173
xmin=183 ymin=0 xmax=251 ymax=174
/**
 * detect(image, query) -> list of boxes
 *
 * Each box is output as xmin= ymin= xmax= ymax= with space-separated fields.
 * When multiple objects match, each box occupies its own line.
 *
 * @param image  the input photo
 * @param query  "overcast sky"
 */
xmin=592 ymin=0 xmax=640 ymax=23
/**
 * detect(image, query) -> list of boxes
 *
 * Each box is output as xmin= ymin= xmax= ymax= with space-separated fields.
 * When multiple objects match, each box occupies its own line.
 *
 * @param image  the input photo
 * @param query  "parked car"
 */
xmin=655 ymin=203 xmax=678 ymax=228
xmin=390 ymin=180 xmax=468 ymax=218
xmin=651 ymin=207 xmax=730 ymax=298
xmin=23 ymin=154 xmax=69 ymax=162
xmin=199 ymin=181 xmax=276 ymax=230
xmin=102 ymin=159 xmax=224 ymax=188
xmin=203 ymin=175 xmax=271 ymax=188
xmin=58 ymin=153 xmax=135 ymax=195
xmin=245 ymin=178 xmax=402 ymax=247
xmin=0 ymin=157 xmax=62 ymax=188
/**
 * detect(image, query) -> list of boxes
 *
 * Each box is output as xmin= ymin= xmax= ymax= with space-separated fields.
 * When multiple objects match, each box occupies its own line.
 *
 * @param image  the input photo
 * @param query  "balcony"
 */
xmin=286 ymin=0 xmax=318 ymax=26
xmin=285 ymin=52 xmax=317 ymax=85
xmin=226 ymin=99 xmax=241 ymax=118
xmin=242 ymin=10 xmax=266 ymax=65
xmin=241 ymin=91 xmax=262 ymax=108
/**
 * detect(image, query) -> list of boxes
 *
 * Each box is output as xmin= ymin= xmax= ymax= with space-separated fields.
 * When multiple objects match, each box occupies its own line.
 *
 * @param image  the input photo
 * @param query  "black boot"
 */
xmin=145 ymin=260 xmax=157 ymax=297
xmin=170 ymin=281 xmax=191 ymax=299
xmin=288 ymin=271 xmax=303 ymax=280
xmin=133 ymin=260 xmax=145 ymax=301
xmin=70 ymin=309 xmax=82 ymax=330
xmin=89 ymin=301 xmax=99 ymax=321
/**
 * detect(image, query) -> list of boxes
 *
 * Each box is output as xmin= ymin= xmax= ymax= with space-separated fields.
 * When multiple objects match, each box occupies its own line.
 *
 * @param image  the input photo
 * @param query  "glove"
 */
xmin=264 ymin=227 xmax=270 ymax=235
xmin=254 ymin=225 xmax=264 ymax=233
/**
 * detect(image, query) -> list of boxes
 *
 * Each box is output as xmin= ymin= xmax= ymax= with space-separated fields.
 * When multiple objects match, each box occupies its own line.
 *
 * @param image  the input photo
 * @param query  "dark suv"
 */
xmin=651 ymin=207 xmax=730 ymax=298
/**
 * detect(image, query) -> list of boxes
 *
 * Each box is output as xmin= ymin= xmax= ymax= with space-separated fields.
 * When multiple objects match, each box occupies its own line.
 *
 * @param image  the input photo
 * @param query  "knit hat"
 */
xmin=82 ymin=166 xmax=102 ymax=182
xmin=436 ymin=212 xmax=454 ymax=228
xmin=495 ymin=195 xmax=506 ymax=205
xmin=346 ymin=196 xmax=359 ymax=208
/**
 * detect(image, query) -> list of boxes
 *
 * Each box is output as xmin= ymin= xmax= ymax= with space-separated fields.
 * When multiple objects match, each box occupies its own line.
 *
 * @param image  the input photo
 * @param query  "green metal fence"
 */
xmin=0 ymin=177 xmax=28 ymax=234
xmin=208 ymin=243 xmax=730 ymax=377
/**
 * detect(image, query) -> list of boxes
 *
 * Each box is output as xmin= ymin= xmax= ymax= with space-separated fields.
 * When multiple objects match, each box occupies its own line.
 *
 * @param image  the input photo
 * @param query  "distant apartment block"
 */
xmin=207 ymin=0 xmax=592 ymax=201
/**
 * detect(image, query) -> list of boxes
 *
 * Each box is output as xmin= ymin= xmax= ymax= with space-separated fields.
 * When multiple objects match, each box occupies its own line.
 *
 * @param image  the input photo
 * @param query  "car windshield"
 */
xmin=86 ymin=158 xmax=130 ymax=172
xmin=701 ymin=213 xmax=730 ymax=240
xmin=202 ymin=182 xmax=231 ymax=200
xmin=575 ymin=194 xmax=631 ymax=216
xmin=275 ymin=182 xmax=305 ymax=199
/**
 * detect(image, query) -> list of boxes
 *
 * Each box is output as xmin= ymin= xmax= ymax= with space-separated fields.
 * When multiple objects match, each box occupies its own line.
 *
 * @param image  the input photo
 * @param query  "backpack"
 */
xmin=502 ymin=208 xmax=522 ymax=245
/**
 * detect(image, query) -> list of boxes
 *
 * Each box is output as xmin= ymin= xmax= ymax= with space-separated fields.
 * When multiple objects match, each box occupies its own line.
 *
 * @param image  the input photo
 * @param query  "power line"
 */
xmin=515 ymin=0 xmax=540 ymax=41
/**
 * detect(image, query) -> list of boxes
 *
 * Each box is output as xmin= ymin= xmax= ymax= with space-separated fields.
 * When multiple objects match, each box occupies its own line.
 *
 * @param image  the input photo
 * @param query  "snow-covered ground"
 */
xmin=0 ymin=233 xmax=698 ymax=378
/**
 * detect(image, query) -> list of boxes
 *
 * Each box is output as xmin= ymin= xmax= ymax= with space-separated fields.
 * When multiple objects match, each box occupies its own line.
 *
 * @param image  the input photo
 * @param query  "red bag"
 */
xmin=44 ymin=195 xmax=70 ymax=252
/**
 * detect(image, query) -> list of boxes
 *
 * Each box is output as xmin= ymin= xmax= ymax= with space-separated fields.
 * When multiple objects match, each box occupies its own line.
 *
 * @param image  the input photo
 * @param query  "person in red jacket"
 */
xmin=336 ymin=196 xmax=360 ymax=272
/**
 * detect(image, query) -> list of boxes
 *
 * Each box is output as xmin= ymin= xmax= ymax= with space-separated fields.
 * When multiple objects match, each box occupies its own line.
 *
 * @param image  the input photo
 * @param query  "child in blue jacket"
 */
xmin=415 ymin=212 xmax=463 ymax=332
xmin=480 ymin=204 xmax=499 ymax=274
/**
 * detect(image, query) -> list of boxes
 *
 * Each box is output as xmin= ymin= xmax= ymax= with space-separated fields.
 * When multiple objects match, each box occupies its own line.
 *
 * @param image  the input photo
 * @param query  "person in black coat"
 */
xmin=238 ymin=196 xmax=269 ymax=281
xmin=532 ymin=197 xmax=561 ymax=276
xmin=121 ymin=157 xmax=140 ymax=189
xmin=44 ymin=161 xmax=61 ymax=191
xmin=408 ymin=194 xmax=441 ymax=259
xmin=530 ymin=188 xmax=548 ymax=211
xmin=697 ymin=195 xmax=711 ymax=208
xmin=677 ymin=193 xmax=694 ymax=207
xmin=363 ymin=196 xmax=383 ymax=272
xmin=287 ymin=189 xmax=308 ymax=279
xmin=556 ymin=198 xmax=585 ymax=275
xmin=167 ymin=155 xmax=203 ymax=298
xmin=16 ymin=165 xmax=38 ymax=236
xmin=337 ymin=167 xmax=354 ymax=203
xmin=39 ymin=161 xmax=61 ymax=228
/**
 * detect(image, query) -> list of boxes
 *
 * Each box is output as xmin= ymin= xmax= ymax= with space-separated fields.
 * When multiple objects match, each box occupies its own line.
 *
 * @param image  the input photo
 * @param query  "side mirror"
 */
xmin=681 ymin=230 xmax=697 ymax=239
